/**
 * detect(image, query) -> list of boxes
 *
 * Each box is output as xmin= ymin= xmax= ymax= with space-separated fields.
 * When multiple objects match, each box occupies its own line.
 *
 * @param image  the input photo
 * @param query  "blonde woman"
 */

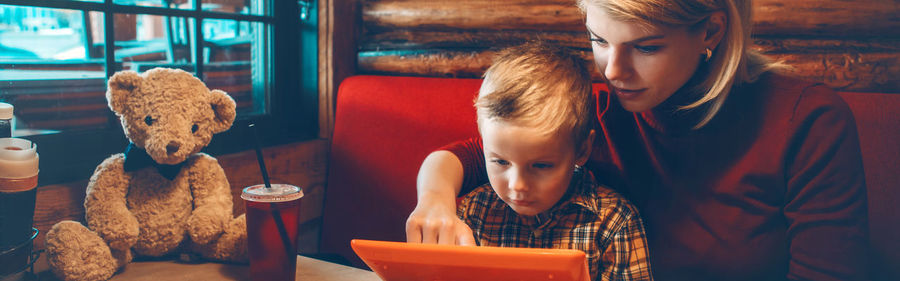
xmin=406 ymin=0 xmax=868 ymax=280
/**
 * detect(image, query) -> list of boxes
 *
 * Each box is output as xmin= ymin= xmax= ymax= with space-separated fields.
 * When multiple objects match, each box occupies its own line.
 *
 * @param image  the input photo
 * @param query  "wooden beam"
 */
xmin=753 ymin=38 xmax=900 ymax=54
xmin=358 ymin=45 xmax=900 ymax=93
xmin=753 ymin=0 xmax=900 ymax=37
xmin=319 ymin=0 xmax=359 ymax=139
xmin=361 ymin=29 xmax=589 ymax=51
xmin=361 ymin=0 xmax=900 ymax=37
xmin=318 ymin=0 xmax=334 ymax=139
xmin=358 ymin=49 xmax=497 ymax=78
xmin=362 ymin=0 xmax=583 ymax=32
xmin=773 ymin=52 xmax=900 ymax=93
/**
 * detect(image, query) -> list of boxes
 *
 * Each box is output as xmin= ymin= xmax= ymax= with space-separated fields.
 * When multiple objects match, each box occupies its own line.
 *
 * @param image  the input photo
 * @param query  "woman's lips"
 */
xmin=612 ymin=87 xmax=646 ymax=100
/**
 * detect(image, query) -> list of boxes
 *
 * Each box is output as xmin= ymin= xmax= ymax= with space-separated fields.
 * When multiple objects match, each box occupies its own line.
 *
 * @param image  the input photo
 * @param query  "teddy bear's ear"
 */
xmin=107 ymin=70 xmax=143 ymax=114
xmin=208 ymin=89 xmax=236 ymax=133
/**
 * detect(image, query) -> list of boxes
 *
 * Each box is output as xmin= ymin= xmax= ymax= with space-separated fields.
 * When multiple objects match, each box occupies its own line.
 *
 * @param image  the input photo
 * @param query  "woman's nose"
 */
xmin=604 ymin=48 xmax=631 ymax=82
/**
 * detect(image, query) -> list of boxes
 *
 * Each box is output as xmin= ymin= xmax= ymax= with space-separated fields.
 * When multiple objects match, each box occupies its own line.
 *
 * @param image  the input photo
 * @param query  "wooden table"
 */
xmin=30 ymin=255 xmax=381 ymax=281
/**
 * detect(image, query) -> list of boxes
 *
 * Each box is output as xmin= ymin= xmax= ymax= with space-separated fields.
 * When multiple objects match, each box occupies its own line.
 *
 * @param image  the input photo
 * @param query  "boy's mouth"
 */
xmin=511 ymin=200 xmax=535 ymax=207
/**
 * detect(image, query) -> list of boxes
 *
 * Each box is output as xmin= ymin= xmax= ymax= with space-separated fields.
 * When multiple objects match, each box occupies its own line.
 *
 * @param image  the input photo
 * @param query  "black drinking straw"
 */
xmin=249 ymin=124 xmax=294 ymax=258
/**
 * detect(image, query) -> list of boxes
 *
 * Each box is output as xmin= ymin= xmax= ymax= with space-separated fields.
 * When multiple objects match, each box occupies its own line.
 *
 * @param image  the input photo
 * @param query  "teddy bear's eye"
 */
xmin=192 ymin=124 xmax=199 ymax=133
xmin=144 ymin=116 xmax=154 ymax=126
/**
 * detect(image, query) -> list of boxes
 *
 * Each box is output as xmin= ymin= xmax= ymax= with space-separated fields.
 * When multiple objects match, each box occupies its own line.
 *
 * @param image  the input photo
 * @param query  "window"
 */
xmin=0 ymin=0 xmax=317 ymax=185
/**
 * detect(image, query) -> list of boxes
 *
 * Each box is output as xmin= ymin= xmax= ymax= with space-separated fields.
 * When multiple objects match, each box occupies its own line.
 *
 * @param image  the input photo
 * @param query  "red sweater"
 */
xmin=444 ymin=73 xmax=868 ymax=281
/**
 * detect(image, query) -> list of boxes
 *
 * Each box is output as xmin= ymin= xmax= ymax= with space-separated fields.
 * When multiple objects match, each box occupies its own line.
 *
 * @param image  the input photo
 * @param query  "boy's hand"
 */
xmin=406 ymin=203 xmax=476 ymax=246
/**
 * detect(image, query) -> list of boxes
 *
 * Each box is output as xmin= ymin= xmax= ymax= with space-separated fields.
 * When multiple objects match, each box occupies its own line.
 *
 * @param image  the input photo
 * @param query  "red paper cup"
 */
xmin=242 ymin=184 xmax=303 ymax=281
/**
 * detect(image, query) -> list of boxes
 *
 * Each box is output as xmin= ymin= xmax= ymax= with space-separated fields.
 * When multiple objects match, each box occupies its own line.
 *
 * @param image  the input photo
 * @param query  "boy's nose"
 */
xmin=509 ymin=174 xmax=528 ymax=192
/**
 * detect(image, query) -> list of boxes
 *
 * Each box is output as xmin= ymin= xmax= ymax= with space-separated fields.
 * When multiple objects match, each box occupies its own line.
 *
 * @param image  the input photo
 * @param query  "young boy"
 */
xmin=457 ymin=41 xmax=653 ymax=281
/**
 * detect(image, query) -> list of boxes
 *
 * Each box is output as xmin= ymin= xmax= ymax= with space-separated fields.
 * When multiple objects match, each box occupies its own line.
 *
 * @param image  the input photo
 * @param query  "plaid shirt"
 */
xmin=458 ymin=168 xmax=653 ymax=281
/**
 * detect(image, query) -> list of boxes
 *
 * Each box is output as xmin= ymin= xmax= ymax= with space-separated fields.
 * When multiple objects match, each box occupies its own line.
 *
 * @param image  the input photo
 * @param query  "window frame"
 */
xmin=1 ymin=0 xmax=317 ymax=185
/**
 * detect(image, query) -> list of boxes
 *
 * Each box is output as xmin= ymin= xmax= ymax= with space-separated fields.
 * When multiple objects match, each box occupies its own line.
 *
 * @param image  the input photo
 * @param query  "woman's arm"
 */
xmin=406 ymin=138 xmax=487 ymax=245
xmin=783 ymin=85 xmax=868 ymax=280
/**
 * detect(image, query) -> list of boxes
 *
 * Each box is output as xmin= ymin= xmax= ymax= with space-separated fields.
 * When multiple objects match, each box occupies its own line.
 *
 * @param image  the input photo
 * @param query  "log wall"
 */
xmin=354 ymin=0 xmax=900 ymax=93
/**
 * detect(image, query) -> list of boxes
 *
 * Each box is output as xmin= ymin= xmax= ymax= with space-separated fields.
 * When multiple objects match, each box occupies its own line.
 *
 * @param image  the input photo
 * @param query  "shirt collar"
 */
xmin=557 ymin=167 xmax=602 ymax=214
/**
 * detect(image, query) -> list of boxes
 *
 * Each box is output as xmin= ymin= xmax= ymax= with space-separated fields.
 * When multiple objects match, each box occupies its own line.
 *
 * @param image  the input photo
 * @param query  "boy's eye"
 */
xmin=491 ymin=159 xmax=510 ymax=166
xmin=635 ymin=45 xmax=662 ymax=54
xmin=532 ymin=163 xmax=554 ymax=169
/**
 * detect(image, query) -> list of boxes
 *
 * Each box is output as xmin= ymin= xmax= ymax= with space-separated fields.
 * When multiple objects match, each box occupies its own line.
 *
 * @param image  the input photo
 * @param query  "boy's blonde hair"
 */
xmin=476 ymin=41 xmax=594 ymax=148
xmin=577 ymin=0 xmax=783 ymax=128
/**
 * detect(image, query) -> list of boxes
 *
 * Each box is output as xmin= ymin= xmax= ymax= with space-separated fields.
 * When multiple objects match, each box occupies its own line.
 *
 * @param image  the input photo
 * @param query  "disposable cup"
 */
xmin=0 ymin=138 xmax=39 ymax=276
xmin=242 ymin=184 xmax=303 ymax=281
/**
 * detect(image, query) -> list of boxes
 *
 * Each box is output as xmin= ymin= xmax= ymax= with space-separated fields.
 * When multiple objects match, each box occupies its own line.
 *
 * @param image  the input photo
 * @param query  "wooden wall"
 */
xmin=32 ymin=139 xmax=329 ymax=254
xmin=353 ymin=0 xmax=899 ymax=93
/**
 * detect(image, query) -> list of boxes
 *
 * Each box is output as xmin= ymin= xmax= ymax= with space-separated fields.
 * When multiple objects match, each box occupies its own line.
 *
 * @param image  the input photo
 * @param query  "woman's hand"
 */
xmin=405 ymin=150 xmax=477 ymax=245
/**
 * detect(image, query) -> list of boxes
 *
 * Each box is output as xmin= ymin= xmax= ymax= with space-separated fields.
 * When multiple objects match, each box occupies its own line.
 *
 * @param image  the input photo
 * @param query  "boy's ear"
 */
xmin=576 ymin=130 xmax=596 ymax=166
xmin=107 ymin=71 xmax=142 ymax=115
xmin=208 ymin=89 xmax=236 ymax=133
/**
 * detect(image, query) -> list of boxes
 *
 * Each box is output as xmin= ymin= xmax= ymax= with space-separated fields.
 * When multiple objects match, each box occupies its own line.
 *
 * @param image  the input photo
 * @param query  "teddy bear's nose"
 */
xmin=166 ymin=141 xmax=180 ymax=154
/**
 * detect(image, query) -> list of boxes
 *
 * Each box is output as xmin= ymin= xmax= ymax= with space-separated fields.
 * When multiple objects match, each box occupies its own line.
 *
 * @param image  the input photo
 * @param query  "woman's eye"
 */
xmin=191 ymin=124 xmax=199 ymax=133
xmin=491 ymin=159 xmax=510 ymax=166
xmin=589 ymin=37 xmax=607 ymax=45
xmin=144 ymin=116 xmax=154 ymax=126
xmin=532 ymin=163 xmax=554 ymax=169
xmin=635 ymin=45 xmax=662 ymax=54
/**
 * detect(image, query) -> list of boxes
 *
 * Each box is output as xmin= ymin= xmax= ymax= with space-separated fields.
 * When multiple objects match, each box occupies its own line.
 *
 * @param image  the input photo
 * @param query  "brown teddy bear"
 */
xmin=44 ymin=68 xmax=247 ymax=281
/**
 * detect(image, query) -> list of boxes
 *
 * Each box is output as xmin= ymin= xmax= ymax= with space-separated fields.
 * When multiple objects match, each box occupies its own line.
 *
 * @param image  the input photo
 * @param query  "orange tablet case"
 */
xmin=351 ymin=239 xmax=591 ymax=281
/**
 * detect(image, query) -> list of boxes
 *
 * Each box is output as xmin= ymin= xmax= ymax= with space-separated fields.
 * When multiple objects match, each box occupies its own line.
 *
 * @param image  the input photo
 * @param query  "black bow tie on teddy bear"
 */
xmin=123 ymin=142 xmax=185 ymax=181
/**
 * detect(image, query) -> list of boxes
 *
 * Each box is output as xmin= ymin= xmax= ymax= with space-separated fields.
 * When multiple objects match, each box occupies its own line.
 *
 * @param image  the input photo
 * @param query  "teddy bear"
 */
xmin=44 ymin=68 xmax=247 ymax=281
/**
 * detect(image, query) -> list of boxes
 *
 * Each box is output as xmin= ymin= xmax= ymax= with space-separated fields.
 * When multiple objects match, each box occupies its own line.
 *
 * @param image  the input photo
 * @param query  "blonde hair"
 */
xmin=476 ymin=41 xmax=595 ymax=147
xmin=577 ymin=0 xmax=782 ymax=128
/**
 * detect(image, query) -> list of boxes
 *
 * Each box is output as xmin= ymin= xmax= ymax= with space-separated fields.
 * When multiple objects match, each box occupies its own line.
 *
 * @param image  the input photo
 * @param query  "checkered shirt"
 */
xmin=458 ymin=168 xmax=654 ymax=281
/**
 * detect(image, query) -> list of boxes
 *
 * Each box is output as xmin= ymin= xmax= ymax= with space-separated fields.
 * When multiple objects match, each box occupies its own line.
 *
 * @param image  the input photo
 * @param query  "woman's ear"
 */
xmin=208 ymin=89 xmax=236 ymax=133
xmin=703 ymin=11 xmax=727 ymax=52
xmin=576 ymin=130 xmax=596 ymax=166
xmin=107 ymin=71 xmax=142 ymax=115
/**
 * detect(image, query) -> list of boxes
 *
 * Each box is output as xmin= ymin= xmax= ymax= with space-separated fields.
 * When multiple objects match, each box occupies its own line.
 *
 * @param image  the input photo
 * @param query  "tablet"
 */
xmin=350 ymin=239 xmax=591 ymax=281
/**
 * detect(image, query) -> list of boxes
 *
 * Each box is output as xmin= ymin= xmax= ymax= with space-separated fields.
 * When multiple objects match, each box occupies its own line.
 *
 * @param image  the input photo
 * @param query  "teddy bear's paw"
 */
xmin=188 ymin=213 xmax=227 ymax=245
xmin=95 ymin=213 xmax=140 ymax=251
xmin=220 ymin=215 xmax=248 ymax=263
xmin=46 ymin=221 xmax=118 ymax=281
xmin=195 ymin=215 xmax=248 ymax=263
xmin=89 ymin=207 xmax=140 ymax=251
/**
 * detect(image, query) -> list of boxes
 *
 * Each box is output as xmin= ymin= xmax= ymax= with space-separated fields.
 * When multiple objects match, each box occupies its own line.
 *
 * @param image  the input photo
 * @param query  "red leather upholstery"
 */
xmin=838 ymin=92 xmax=900 ymax=280
xmin=320 ymin=76 xmax=482 ymax=268
xmin=321 ymin=75 xmax=899 ymax=279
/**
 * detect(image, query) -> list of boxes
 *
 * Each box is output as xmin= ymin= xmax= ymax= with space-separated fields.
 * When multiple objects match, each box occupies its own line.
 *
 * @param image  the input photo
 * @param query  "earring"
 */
xmin=574 ymin=164 xmax=582 ymax=170
xmin=704 ymin=48 xmax=713 ymax=62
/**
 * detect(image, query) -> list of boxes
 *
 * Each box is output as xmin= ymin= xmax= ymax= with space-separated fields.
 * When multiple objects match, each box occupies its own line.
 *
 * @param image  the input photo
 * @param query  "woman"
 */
xmin=405 ymin=0 xmax=869 ymax=280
